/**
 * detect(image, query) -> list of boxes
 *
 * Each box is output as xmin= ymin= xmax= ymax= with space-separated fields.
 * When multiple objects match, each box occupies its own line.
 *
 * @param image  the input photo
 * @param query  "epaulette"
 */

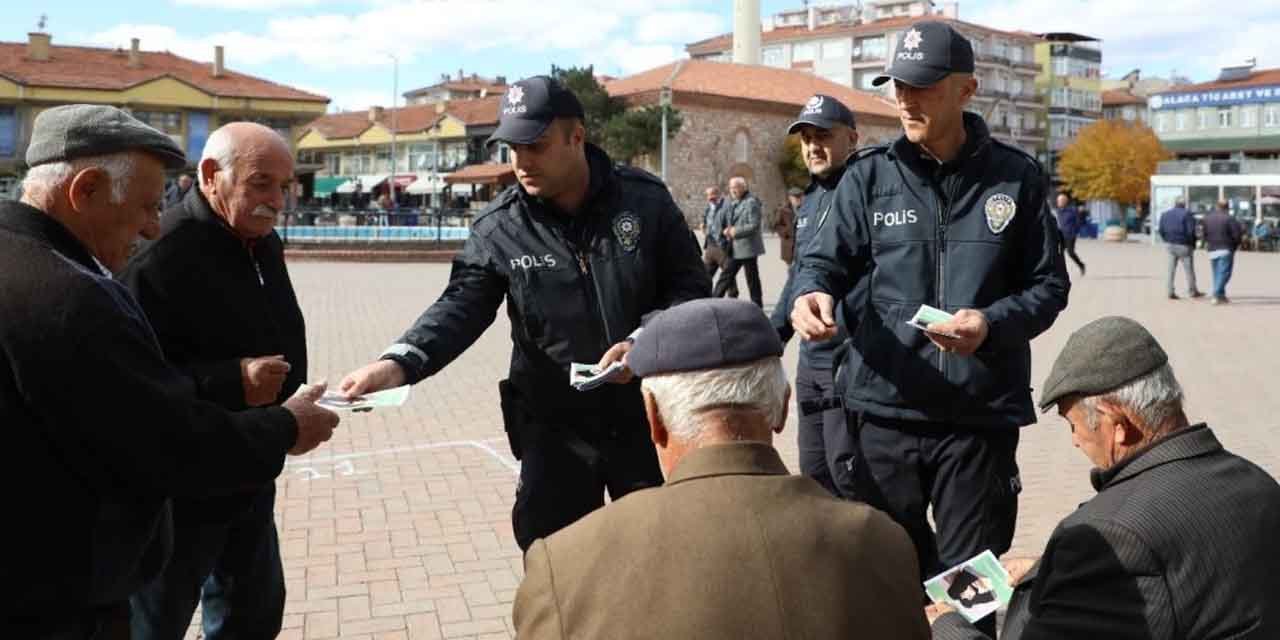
xmin=614 ymin=163 xmax=667 ymax=189
xmin=847 ymin=143 xmax=891 ymax=165
xmin=990 ymin=138 xmax=1046 ymax=175
xmin=470 ymin=184 xmax=520 ymax=226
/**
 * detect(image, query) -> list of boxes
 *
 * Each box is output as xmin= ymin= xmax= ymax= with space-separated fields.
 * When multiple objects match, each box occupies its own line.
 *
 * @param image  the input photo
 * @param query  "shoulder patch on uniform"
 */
xmin=614 ymin=164 xmax=667 ymax=189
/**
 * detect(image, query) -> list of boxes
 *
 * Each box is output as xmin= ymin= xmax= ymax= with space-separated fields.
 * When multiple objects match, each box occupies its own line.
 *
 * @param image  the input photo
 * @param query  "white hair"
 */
xmin=640 ymin=357 xmax=788 ymax=442
xmin=1081 ymin=363 xmax=1184 ymax=434
xmin=21 ymin=152 xmax=137 ymax=207
xmin=200 ymin=126 xmax=239 ymax=184
xmin=729 ymin=176 xmax=747 ymax=188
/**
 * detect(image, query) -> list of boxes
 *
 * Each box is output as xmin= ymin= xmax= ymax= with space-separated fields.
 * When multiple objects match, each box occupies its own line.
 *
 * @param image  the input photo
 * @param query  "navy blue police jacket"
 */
xmin=382 ymin=143 xmax=710 ymax=418
xmin=771 ymin=167 xmax=849 ymax=371
xmin=795 ymin=113 xmax=1070 ymax=428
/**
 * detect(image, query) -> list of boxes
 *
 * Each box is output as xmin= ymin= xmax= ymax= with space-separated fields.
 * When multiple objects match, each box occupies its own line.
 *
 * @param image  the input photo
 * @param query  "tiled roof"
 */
xmin=0 ymin=39 xmax=327 ymax=102
xmin=404 ymin=75 xmax=506 ymax=96
xmin=686 ymin=15 xmax=1041 ymax=55
xmin=301 ymin=95 xmax=501 ymax=140
xmin=606 ymin=59 xmax=900 ymax=121
xmin=1102 ymin=89 xmax=1146 ymax=107
xmin=1160 ymin=68 xmax=1280 ymax=93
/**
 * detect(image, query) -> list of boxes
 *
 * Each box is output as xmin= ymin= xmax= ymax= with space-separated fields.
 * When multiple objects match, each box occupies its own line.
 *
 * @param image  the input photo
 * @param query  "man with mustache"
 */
xmin=790 ymin=21 xmax=1070 ymax=637
xmin=120 ymin=122 xmax=307 ymax=640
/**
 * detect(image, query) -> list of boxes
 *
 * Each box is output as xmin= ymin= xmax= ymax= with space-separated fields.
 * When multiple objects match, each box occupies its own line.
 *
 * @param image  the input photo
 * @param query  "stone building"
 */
xmin=606 ymin=59 xmax=899 ymax=227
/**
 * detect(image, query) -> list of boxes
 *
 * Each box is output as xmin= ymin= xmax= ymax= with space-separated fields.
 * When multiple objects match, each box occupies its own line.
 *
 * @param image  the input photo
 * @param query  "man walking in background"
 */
xmin=702 ymin=185 xmax=737 ymax=298
xmin=1202 ymin=200 xmax=1244 ymax=305
xmin=773 ymin=187 xmax=801 ymax=266
xmin=1055 ymin=193 xmax=1085 ymax=276
xmin=1157 ymin=197 xmax=1203 ymax=300
xmin=714 ymin=176 xmax=765 ymax=307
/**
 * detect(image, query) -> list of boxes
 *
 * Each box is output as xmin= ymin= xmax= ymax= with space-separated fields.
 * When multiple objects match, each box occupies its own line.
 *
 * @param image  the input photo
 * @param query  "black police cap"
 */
xmin=786 ymin=94 xmax=857 ymax=135
xmin=874 ymin=21 xmax=975 ymax=88
xmin=486 ymin=75 xmax=585 ymax=147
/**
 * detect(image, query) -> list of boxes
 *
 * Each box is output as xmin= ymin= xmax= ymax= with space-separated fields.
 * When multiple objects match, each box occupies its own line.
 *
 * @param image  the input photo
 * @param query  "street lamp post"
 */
xmin=660 ymin=87 xmax=672 ymax=182
xmin=388 ymin=53 xmax=399 ymax=216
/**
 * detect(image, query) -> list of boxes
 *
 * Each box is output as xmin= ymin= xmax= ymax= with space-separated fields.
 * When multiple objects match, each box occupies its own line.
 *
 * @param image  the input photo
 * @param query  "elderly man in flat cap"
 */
xmin=0 ymin=104 xmax=338 ymax=639
xmin=514 ymin=299 xmax=928 ymax=640
xmin=929 ymin=316 xmax=1280 ymax=639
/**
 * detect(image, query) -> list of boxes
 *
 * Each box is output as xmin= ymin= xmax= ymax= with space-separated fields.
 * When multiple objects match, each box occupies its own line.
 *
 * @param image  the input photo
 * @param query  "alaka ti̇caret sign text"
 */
xmin=1149 ymin=85 xmax=1280 ymax=111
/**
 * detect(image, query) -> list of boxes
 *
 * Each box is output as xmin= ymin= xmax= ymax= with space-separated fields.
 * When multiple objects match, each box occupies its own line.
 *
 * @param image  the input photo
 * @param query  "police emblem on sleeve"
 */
xmin=613 ymin=212 xmax=641 ymax=252
xmin=984 ymin=193 xmax=1017 ymax=234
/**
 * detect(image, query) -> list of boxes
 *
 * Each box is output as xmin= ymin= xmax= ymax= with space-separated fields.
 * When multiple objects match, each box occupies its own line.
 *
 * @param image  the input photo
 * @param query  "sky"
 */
xmin=14 ymin=0 xmax=1280 ymax=113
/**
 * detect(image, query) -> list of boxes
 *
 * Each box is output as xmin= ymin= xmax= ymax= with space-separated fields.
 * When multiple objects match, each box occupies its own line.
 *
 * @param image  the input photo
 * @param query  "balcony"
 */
xmin=976 ymin=52 xmax=1010 ymax=65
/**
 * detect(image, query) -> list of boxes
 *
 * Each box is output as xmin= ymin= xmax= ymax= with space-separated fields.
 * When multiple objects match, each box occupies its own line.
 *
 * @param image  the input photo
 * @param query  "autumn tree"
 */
xmin=777 ymin=135 xmax=809 ymax=191
xmin=1058 ymin=120 xmax=1171 ymax=211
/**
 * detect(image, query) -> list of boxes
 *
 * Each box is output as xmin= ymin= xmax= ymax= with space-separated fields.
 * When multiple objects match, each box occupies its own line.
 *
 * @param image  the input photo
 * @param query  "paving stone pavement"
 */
xmin=182 ymin=236 xmax=1278 ymax=639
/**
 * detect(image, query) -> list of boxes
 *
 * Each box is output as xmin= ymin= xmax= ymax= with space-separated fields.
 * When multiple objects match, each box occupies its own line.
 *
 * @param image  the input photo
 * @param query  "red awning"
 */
xmin=389 ymin=174 xmax=417 ymax=188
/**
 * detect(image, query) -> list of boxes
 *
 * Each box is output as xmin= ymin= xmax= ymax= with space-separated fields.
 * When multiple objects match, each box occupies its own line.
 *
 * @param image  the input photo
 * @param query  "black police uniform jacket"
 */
xmin=385 ymin=143 xmax=710 ymax=419
xmin=0 ymin=201 xmax=296 ymax=629
xmin=796 ymin=114 xmax=1070 ymax=427
xmin=119 ymin=187 xmax=307 ymax=519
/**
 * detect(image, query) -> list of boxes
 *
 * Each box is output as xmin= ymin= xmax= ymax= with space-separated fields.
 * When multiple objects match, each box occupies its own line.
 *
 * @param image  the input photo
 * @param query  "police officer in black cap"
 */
xmin=771 ymin=94 xmax=862 ymax=499
xmin=790 ymin=22 xmax=1070 ymax=632
xmin=339 ymin=75 xmax=711 ymax=551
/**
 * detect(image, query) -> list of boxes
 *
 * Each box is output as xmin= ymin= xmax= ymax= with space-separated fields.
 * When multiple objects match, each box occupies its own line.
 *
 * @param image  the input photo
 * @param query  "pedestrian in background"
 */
xmin=1157 ymin=197 xmax=1203 ymax=300
xmin=714 ymin=176 xmax=765 ymax=307
xmin=1054 ymin=193 xmax=1086 ymax=276
xmin=774 ymin=186 xmax=802 ymax=266
xmin=1202 ymin=200 xmax=1244 ymax=304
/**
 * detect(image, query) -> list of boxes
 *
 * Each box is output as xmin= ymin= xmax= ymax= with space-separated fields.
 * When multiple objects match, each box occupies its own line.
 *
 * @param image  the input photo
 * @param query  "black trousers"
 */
xmin=714 ymin=256 xmax=762 ymax=307
xmin=795 ymin=361 xmax=856 ymax=499
xmin=512 ymin=418 xmax=663 ymax=551
xmin=850 ymin=414 xmax=1020 ymax=637
xmin=1061 ymin=233 xmax=1085 ymax=272
xmin=705 ymin=254 xmax=738 ymax=298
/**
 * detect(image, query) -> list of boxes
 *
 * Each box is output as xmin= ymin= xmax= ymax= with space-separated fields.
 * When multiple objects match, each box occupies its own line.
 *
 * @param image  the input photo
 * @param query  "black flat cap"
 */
xmin=787 ymin=94 xmax=856 ymax=135
xmin=874 ymin=21 xmax=975 ymax=88
xmin=1039 ymin=316 xmax=1169 ymax=411
xmin=486 ymin=75 xmax=585 ymax=147
xmin=26 ymin=104 xmax=186 ymax=169
xmin=629 ymin=299 xmax=782 ymax=378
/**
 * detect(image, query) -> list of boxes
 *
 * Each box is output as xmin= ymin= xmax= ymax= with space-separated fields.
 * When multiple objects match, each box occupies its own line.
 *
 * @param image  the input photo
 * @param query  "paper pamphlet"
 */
xmin=906 ymin=304 xmax=960 ymax=339
xmin=318 ymin=385 xmax=411 ymax=411
xmin=923 ymin=550 xmax=1015 ymax=623
xmin=569 ymin=361 xmax=627 ymax=392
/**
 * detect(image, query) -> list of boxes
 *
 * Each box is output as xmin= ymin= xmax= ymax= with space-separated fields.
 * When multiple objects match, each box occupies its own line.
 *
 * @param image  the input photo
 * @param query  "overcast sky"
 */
xmin=15 ymin=0 xmax=1276 ymax=112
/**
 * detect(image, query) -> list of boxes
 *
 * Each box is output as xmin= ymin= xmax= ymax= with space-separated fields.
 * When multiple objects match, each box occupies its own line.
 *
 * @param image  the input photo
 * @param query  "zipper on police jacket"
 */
xmin=570 ymin=232 xmax=613 ymax=350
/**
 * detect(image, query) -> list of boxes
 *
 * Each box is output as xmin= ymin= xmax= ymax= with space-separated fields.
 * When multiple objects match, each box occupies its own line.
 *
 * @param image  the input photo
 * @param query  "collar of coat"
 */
xmin=174 ymin=185 xmax=261 ymax=251
xmin=0 ymin=199 xmax=105 ymax=275
xmin=1089 ymin=423 xmax=1221 ymax=491
xmin=666 ymin=442 xmax=790 ymax=486
xmin=891 ymin=111 xmax=992 ymax=176
xmin=516 ymin=142 xmax=614 ymax=219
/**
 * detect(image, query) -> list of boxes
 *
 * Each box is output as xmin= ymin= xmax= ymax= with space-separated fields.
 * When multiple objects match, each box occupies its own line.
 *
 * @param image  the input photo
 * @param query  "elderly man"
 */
xmin=120 ymin=122 xmax=306 ymax=640
xmin=514 ymin=299 xmax=929 ymax=640
xmin=713 ymin=176 xmax=765 ymax=306
xmin=702 ymin=185 xmax=737 ymax=298
xmin=0 ymin=105 xmax=338 ymax=639
xmin=164 ymin=173 xmax=193 ymax=208
xmin=930 ymin=316 xmax=1280 ymax=639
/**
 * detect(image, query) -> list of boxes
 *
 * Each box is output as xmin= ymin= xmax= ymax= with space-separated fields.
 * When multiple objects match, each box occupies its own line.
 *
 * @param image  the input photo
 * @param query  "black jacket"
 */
xmin=795 ymin=114 xmax=1070 ymax=427
xmin=934 ymin=424 xmax=1280 ymax=639
xmin=0 ymin=201 xmax=296 ymax=630
xmin=120 ymin=188 xmax=307 ymax=519
xmin=772 ymin=167 xmax=850 ymax=371
xmin=1202 ymin=210 xmax=1243 ymax=252
xmin=382 ymin=144 xmax=710 ymax=416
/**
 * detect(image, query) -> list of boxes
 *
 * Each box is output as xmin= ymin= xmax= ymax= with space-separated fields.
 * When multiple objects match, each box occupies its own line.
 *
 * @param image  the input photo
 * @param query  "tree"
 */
xmin=777 ymin=135 xmax=809 ymax=191
xmin=1057 ymin=120 xmax=1171 ymax=211
xmin=550 ymin=65 xmax=683 ymax=165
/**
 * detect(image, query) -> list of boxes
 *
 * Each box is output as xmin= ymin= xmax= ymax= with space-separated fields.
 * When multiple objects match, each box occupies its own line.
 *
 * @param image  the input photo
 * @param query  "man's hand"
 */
xmin=791 ymin=292 xmax=837 ymax=341
xmin=1001 ymin=556 xmax=1038 ymax=587
xmin=283 ymin=382 xmax=339 ymax=455
xmin=241 ymin=355 xmax=291 ymax=407
xmin=338 ymin=360 xmax=407 ymax=400
xmin=724 ymin=226 xmax=736 ymax=239
xmin=926 ymin=309 xmax=989 ymax=356
xmin=596 ymin=341 xmax=635 ymax=385
xmin=925 ymin=602 xmax=955 ymax=625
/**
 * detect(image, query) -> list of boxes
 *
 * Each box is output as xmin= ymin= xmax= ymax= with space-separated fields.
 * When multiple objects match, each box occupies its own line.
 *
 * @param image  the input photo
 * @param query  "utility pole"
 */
xmin=388 ymin=52 xmax=399 ymax=215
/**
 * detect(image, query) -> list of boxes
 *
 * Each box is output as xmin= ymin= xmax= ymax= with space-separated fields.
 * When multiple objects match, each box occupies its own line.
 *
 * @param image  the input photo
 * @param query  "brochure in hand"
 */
xmin=906 ymin=304 xmax=960 ymax=339
xmin=923 ymin=550 xmax=1015 ymax=623
xmin=569 ymin=361 xmax=628 ymax=392
xmin=318 ymin=385 xmax=411 ymax=412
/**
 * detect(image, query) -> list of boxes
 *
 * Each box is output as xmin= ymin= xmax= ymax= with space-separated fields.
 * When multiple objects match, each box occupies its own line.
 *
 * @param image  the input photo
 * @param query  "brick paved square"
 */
xmin=178 ymin=236 xmax=1279 ymax=638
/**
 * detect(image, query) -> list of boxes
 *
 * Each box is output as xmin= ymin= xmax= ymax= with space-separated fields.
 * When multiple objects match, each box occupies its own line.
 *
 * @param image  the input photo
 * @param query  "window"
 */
xmin=1053 ymin=58 xmax=1069 ymax=76
xmin=1218 ymin=107 xmax=1232 ymax=128
xmin=733 ymin=129 xmax=750 ymax=163
xmin=1156 ymin=113 xmax=1169 ymax=133
xmin=792 ymin=42 xmax=816 ymax=62
xmin=1198 ymin=111 xmax=1209 ymax=130
xmin=0 ymin=107 xmax=15 ymax=158
xmin=762 ymin=46 xmax=785 ymax=68
xmin=1051 ymin=87 xmax=1068 ymax=107
xmin=857 ymin=70 xmax=879 ymax=91
xmin=1011 ymin=78 xmax=1023 ymax=97
xmin=856 ymin=36 xmax=886 ymax=60
xmin=1008 ymin=46 xmax=1022 ymax=63
xmin=820 ymin=39 xmax=848 ymax=60
xmin=133 ymin=110 xmax=182 ymax=134
xmin=1176 ymin=111 xmax=1187 ymax=131
xmin=408 ymin=143 xmax=436 ymax=170
xmin=324 ymin=154 xmax=340 ymax=175
xmin=1241 ymin=106 xmax=1256 ymax=128
xmin=1267 ymin=105 xmax=1279 ymax=127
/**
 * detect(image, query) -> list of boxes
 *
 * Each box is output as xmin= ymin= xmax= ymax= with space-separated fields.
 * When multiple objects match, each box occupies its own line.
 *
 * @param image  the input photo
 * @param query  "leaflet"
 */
xmin=906 ymin=303 xmax=960 ymax=339
xmin=923 ymin=550 xmax=1015 ymax=623
xmin=569 ymin=361 xmax=628 ymax=392
xmin=318 ymin=385 xmax=411 ymax=411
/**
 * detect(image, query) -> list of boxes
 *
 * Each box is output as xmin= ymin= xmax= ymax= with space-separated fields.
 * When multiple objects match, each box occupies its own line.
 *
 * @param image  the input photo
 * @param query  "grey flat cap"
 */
xmin=1039 ymin=316 xmax=1169 ymax=411
xmin=629 ymin=299 xmax=782 ymax=378
xmin=26 ymin=104 xmax=186 ymax=169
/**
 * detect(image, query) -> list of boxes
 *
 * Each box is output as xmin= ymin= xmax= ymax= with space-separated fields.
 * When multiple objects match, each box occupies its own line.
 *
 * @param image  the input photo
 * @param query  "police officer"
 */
xmin=339 ymin=76 xmax=711 ymax=551
xmin=770 ymin=94 xmax=861 ymax=499
xmin=790 ymin=22 xmax=1070 ymax=634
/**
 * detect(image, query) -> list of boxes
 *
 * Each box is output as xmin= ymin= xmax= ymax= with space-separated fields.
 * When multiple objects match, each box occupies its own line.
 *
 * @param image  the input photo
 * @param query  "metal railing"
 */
xmin=278 ymin=207 xmax=475 ymax=246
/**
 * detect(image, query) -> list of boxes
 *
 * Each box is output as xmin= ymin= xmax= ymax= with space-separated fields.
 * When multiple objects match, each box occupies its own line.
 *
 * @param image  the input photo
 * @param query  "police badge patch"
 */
xmin=613 ymin=212 xmax=641 ymax=252
xmin=984 ymin=193 xmax=1017 ymax=234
